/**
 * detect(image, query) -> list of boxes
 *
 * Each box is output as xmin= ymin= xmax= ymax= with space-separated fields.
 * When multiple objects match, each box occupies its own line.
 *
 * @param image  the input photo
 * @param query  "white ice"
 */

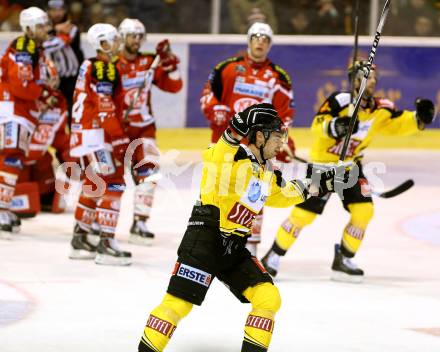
xmin=1 ymin=150 xmax=440 ymax=352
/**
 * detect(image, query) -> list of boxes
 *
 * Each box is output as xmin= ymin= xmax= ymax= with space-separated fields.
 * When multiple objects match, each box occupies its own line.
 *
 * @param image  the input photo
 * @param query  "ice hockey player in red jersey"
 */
xmin=200 ymin=22 xmax=296 ymax=256
xmin=69 ymin=23 xmax=131 ymax=265
xmin=116 ymin=18 xmax=182 ymax=245
xmin=12 ymin=57 xmax=71 ymax=218
xmin=0 ymin=7 xmax=56 ymax=236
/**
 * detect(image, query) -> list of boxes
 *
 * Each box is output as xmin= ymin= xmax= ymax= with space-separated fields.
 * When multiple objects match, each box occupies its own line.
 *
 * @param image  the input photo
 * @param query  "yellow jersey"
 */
xmin=199 ymin=131 xmax=306 ymax=237
xmin=310 ymin=92 xmax=420 ymax=163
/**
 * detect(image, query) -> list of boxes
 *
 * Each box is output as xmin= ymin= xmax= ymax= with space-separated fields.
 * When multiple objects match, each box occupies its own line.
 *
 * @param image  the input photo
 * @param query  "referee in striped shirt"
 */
xmin=44 ymin=0 xmax=84 ymax=120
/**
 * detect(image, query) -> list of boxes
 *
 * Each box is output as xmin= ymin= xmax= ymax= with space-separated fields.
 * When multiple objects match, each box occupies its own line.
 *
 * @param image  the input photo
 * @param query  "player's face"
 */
xmin=354 ymin=67 xmax=377 ymax=97
xmin=124 ymin=33 xmax=144 ymax=54
xmin=263 ymin=131 xmax=285 ymax=159
xmin=32 ymin=23 xmax=50 ymax=42
xmin=249 ymin=35 xmax=270 ymax=62
xmin=48 ymin=8 xmax=66 ymax=24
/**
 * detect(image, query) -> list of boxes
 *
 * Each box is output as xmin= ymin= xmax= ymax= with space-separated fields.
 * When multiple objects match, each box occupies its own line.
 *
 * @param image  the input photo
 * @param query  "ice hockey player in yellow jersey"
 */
xmin=137 ymin=103 xmax=337 ymax=352
xmin=261 ymin=60 xmax=436 ymax=283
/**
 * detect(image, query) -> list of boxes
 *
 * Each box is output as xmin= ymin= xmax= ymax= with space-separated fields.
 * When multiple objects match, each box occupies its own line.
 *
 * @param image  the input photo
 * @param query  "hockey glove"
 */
xmin=229 ymin=103 xmax=279 ymax=137
xmin=305 ymin=163 xmax=338 ymax=197
xmin=209 ymin=104 xmax=231 ymax=126
xmin=415 ymin=98 xmax=436 ymax=125
xmin=328 ymin=117 xmax=359 ymax=139
xmin=156 ymin=39 xmax=180 ymax=72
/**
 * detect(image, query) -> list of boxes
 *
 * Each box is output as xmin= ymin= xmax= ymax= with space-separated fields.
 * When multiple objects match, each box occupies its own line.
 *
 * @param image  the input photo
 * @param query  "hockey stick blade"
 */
xmin=373 ymin=179 xmax=414 ymax=198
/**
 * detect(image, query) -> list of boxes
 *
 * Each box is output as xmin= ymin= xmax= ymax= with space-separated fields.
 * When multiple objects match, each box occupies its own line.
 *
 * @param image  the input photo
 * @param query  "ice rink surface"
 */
xmin=1 ymin=149 xmax=440 ymax=352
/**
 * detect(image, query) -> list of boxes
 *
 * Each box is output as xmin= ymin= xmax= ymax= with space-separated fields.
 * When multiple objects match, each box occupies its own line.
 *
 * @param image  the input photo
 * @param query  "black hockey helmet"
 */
xmin=248 ymin=113 xmax=287 ymax=145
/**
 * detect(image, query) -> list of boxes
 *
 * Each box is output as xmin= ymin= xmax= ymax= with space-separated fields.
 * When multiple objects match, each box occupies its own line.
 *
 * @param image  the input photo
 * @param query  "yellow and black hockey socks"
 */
xmin=275 ymin=207 xmax=317 ymax=253
xmin=341 ymin=203 xmax=374 ymax=256
xmin=241 ymin=283 xmax=281 ymax=351
xmin=139 ymin=294 xmax=193 ymax=352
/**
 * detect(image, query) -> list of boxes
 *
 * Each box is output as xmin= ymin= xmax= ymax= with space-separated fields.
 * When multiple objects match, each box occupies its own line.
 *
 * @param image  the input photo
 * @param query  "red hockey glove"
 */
xmin=156 ymin=39 xmax=180 ymax=72
xmin=209 ymin=104 xmax=231 ymax=126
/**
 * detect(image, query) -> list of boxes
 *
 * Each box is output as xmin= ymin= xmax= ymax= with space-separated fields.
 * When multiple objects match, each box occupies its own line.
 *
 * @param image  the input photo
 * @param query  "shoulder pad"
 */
xmin=139 ymin=51 xmax=155 ymax=58
xmin=270 ymin=63 xmax=291 ymax=86
xmin=374 ymin=97 xmax=396 ymax=111
xmin=13 ymin=36 xmax=37 ymax=55
xmin=214 ymin=56 xmax=243 ymax=71
xmin=91 ymin=59 xmax=118 ymax=82
xmin=318 ymin=91 xmax=348 ymax=114
xmin=234 ymin=145 xmax=250 ymax=161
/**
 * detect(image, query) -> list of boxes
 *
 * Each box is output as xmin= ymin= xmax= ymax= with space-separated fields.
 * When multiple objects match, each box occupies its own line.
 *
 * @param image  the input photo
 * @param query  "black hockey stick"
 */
xmin=349 ymin=0 xmax=360 ymax=107
xmin=372 ymin=179 xmax=414 ymax=198
xmin=340 ymin=0 xmax=391 ymax=161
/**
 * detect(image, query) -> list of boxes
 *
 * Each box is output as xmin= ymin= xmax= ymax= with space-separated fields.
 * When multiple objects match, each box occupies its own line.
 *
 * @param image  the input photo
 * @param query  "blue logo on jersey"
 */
xmin=96 ymin=82 xmax=113 ymax=94
xmin=4 ymin=157 xmax=23 ymax=169
xmin=108 ymin=183 xmax=125 ymax=192
xmin=15 ymin=52 xmax=32 ymax=64
xmin=233 ymin=82 xmax=267 ymax=98
xmin=248 ymin=182 xmax=262 ymax=203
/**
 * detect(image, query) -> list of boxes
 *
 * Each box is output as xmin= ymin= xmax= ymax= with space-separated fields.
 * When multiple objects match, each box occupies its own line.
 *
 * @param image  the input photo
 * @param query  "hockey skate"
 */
xmin=129 ymin=219 xmax=155 ymax=246
xmin=95 ymin=237 xmax=132 ymax=266
xmin=69 ymin=224 xmax=97 ymax=259
xmin=0 ymin=210 xmax=21 ymax=239
xmin=261 ymin=250 xmax=280 ymax=277
xmin=331 ymin=244 xmax=364 ymax=283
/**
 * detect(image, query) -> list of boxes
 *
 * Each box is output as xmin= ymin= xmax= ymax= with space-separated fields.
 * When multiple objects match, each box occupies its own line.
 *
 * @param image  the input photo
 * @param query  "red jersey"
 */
xmin=28 ymin=91 xmax=69 ymax=162
xmin=115 ymin=52 xmax=182 ymax=128
xmin=70 ymin=58 xmax=125 ymax=157
xmin=201 ymin=54 xmax=295 ymax=141
xmin=0 ymin=36 xmax=46 ymax=131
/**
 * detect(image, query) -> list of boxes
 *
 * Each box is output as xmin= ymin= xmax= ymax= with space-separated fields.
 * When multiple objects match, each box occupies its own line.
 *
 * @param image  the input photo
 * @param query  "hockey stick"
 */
xmin=371 ymin=179 xmax=414 ymax=198
xmin=292 ymin=154 xmax=413 ymax=198
xmin=123 ymin=54 xmax=161 ymax=122
xmin=349 ymin=0 xmax=360 ymax=110
xmin=340 ymin=0 xmax=391 ymax=161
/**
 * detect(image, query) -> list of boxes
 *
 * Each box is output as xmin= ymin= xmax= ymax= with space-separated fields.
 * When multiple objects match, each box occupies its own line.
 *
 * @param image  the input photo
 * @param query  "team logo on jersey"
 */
xmin=122 ymin=74 xmax=145 ymax=89
xmin=233 ymin=81 xmax=268 ymax=99
xmin=239 ymin=176 xmax=268 ymax=213
xmin=96 ymin=82 xmax=113 ymax=94
xmin=263 ymin=69 xmax=273 ymax=79
xmin=235 ymin=64 xmax=246 ymax=73
xmin=248 ymin=182 xmax=262 ymax=203
xmin=15 ymin=52 xmax=32 ymax=64
xmin=233 ymin=97 xmax=259 ymax=113
xmin=11 ymin=195 xmax=29 ymax=210
xmin=173 ymin=262 xmax=212 ymax=287
xmin=227 ymin=202 xmax=257 ymax=228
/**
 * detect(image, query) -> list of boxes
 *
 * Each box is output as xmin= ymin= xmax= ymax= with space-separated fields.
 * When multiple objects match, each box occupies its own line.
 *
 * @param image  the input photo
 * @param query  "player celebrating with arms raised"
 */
xmin=137 ymin=103 xmax=337 ymax=352
xmin=261 ymin=60 xmax=436 ymax=282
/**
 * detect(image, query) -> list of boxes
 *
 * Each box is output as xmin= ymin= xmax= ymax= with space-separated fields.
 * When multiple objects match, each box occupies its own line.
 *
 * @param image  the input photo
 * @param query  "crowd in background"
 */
xmin=1 ymin=0 xmax=440 ymax=36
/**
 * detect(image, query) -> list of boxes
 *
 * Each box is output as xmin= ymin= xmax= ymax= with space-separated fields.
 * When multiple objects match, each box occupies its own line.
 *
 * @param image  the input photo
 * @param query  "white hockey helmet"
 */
xmin=247 ymin=22 xmax=273 ymax=43
xmin=19 ymin=7 xmax=49 ymax=33
xmin=118 ymin=18 xmax=146 ymax=39
xmin=87 ymin=23 xmax=119 ymax=53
